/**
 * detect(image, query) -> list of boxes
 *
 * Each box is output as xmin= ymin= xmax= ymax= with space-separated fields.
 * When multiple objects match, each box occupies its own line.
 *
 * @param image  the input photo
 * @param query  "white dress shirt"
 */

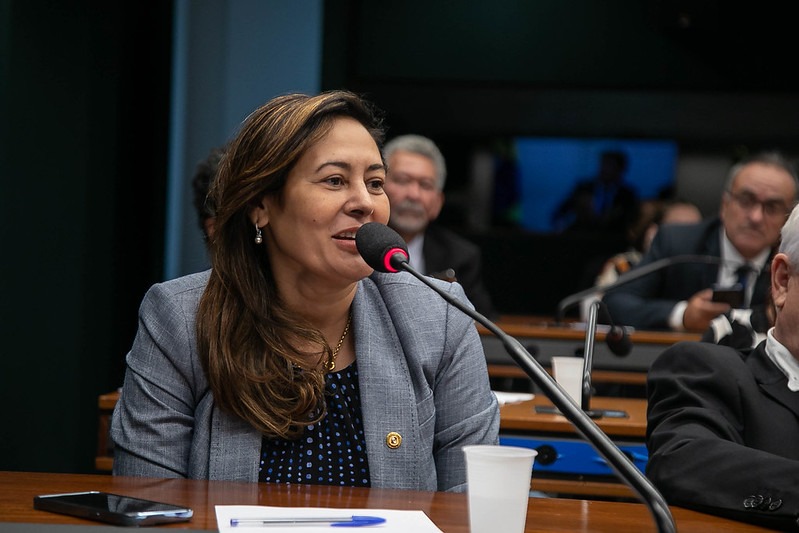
xmin=668 ymin=229 xmax=770 ymax=330
xmin=406 ymin=234 xmax=426 ymax=274
xmin=766 ymin=329 xmax=799 ymax=392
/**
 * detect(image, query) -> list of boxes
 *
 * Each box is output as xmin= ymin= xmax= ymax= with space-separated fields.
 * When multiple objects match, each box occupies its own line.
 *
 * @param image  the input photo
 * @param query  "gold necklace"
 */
xmin=325 ymin=311 xmax=352 ymax=371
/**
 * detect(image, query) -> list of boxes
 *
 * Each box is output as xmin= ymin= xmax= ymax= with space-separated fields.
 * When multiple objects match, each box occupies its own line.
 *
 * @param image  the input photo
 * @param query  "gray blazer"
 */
xmin=110 ymin=270 xmax=499 ymax=492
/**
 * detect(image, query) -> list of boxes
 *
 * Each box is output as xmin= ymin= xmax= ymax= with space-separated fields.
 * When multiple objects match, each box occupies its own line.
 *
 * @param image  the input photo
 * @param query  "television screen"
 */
xmin=510 ymin=137 xmax=679 ymax=233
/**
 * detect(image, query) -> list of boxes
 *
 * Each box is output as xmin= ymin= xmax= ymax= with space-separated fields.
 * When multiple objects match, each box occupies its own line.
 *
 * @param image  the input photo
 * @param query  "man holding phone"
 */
xmin=603 ymin=151 xmax=798 ymax=332
xmin=645 ymin=202 xmax=799 ymax=530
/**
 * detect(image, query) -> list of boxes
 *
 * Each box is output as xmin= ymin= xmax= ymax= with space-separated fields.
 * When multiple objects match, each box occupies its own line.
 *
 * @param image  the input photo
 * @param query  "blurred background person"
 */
xmin=191 ymin=145 xmax=225 ymax=243
xmin=595 ymin=199 xmax=702 ymax=287
xmin=551 ymin=149 xmax=640 ymax=236
xmin=646 ymin=202 xmax=799 ymax=530
xmin=603 ymin=151 xmax=798 ymax=332
xmin=383 ymin=134 xmax=498 ymax=319
xmin=580 ymin=198 xmax=702 ymax=321
xmin=111 ymin=91 xmax=499 ymax=490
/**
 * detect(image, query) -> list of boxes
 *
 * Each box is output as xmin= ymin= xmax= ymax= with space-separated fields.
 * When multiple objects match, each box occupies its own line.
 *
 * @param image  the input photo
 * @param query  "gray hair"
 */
xmin=724 ymin=150 xmax=799 ymax=198
xmin=780 ymin=204 xmax=799 ymax=266
xmin=383 ymin=134 xmax=447 ymax=190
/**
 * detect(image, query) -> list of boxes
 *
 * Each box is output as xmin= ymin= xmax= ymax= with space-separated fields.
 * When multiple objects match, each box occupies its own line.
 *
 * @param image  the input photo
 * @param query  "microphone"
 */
xmin=355 ymin=221 xmax=409 ymax=273
xmin=606 ymin=324 xmax=632 ymax=357
xmin=537 ymin=302 xmax=630 ymax=419
xmin=581 ymin=300 xmax=630 ymax=418
xmin=356 ymin=222 xmax=677 ymax=533
xmin=554 ymin=254 xmax=724 ymax=324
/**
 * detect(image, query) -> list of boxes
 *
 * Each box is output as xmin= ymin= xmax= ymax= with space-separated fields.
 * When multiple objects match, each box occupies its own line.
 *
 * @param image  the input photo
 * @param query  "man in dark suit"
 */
xmin=645 ymin=202 xmax=799 ymax=530
xmin=603 ymin=151 xmax=798 ymax=332
xmin=383 ymin=134 xmax=497 ymax=319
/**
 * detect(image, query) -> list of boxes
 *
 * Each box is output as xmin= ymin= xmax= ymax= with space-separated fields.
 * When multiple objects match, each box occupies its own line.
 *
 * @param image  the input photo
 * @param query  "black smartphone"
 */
xmin=711 ymin=284 xmax=744 ymax=307
xmin=33 ymin=491 xmax=193 ymax=527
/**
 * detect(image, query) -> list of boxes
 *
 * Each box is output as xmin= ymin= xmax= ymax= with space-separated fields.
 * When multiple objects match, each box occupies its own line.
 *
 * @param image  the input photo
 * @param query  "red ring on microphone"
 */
xmin=383 ymin=247 xmax=408 ymax=273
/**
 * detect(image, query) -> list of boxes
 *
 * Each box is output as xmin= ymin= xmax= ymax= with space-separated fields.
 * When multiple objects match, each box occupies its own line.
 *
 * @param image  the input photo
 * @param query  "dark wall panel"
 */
xmin=0 ymin=0 xmax=171 ymax=473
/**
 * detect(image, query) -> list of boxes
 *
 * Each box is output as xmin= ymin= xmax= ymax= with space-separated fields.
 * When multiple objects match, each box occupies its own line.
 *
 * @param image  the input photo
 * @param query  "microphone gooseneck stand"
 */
xmin=580 ymin=300 xmax=628 ymax=417
xmin=395 ymin=258 xmax=677 ymax=533
xmin=581 ymin=300 xmax=601 ymax=417
xmin=554 ymin=254 xmax=723 ymax=323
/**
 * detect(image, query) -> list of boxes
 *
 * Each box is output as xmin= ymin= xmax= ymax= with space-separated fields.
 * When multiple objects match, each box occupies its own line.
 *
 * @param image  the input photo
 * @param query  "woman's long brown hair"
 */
xmin=196 ymin=91 xmax=385 ymax=439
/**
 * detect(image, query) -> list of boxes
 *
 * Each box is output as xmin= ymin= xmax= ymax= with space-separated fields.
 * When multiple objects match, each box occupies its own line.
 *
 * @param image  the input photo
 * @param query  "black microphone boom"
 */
xmin=555 ymin=254 xmax=723 ymax=323
xmin=355 ymin=222 xmax=677 ymax=533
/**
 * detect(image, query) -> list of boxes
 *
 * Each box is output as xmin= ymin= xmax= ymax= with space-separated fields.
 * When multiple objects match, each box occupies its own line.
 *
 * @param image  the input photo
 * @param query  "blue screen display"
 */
xmin=511 ymin=137 xmax=678 ymax=232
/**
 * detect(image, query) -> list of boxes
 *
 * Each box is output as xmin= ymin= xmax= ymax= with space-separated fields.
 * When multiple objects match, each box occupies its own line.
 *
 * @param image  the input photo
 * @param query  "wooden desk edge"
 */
xmin=0 ymin=471 xmax=775 ymax=532
xmin=499 ymin=397 xmax=647 ymax=438
xmin=488 ymin=363 xmax=647 ymax=385
xmin=477 ymin=315 xmax=700 ymax=344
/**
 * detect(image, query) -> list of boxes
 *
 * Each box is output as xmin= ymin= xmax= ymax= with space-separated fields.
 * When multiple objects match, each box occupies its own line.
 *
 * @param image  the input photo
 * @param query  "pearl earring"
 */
xmin=254 ymin=224 xmax=263 ymax=244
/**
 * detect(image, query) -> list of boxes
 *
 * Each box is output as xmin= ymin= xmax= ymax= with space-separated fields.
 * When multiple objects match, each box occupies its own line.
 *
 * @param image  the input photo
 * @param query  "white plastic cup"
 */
xmin=463 ymin=445 xmax=537 ymax=533
xmin=551 ymin=355 xmax=584 ymax=405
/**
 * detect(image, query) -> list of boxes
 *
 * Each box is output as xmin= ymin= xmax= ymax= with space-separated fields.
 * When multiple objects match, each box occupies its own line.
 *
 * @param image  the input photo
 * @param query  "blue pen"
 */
xmin=230 ymin=515 xmax=386 ymax=527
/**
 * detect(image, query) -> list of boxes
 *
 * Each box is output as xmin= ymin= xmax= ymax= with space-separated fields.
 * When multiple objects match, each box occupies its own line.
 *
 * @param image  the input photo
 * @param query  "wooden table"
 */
xmin=478 ymin=315 xmax=699 ymax=344
xmin=479 ymin=315 xmax=699 ymax=377
xmin=0 ymin=471 xmax=774 ymax=532
xmin=501 ymin=396 xmax=647 ymax=438
xmin=500 ymin=396 xmax=647 ymax=499
xmin=488 ymin=363 xmax=649 ymax=386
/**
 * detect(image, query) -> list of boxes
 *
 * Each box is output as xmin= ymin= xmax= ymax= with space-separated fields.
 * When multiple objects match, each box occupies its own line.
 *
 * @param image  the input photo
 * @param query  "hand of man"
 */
xmin=682 ymin=288 xmax=732 ymax=332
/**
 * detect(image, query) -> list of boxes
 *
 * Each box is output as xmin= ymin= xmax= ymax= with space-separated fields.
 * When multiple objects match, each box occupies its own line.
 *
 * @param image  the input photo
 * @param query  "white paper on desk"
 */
xmin=493 ymin=391 xmax=535 ymax=405
xmin=216 ymin=504 xmax=443 ymax=532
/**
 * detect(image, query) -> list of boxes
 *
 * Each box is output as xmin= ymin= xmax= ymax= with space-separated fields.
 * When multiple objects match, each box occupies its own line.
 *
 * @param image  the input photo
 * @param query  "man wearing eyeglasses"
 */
xmin=645 ymin=202 xmax=799 ymax=529
xmin=603 ymin=151 xmax=798 ymax=332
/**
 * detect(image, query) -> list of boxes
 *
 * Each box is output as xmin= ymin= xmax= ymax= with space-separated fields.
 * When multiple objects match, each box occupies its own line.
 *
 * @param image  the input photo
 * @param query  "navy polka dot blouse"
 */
xmin=258 ymin=361 xmax=371 ymax=486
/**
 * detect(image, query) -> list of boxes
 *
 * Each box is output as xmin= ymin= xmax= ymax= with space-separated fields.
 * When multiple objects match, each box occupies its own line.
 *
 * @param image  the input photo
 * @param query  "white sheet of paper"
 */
xmin=493 ymin=391 xmax=535 ymax=405
xmin=216 ymin=504 xmax=443 ymax=532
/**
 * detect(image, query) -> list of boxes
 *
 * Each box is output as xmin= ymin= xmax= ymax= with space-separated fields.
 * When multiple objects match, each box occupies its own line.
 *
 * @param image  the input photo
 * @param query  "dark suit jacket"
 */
xmin=422 ymin=224 xmax=498 ymax=319
xmin=647 ymin=341 xmax=799 ymax=530
xmin=602 ymin=217 xmax=771 ymax=330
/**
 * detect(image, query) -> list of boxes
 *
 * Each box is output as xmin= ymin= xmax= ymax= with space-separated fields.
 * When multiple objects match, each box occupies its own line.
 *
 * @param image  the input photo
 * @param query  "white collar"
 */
xmin=406 ymin=234 xmax=426 ymax=273
xmin=720 ymin=231 xmax=770 ymax=273
xmin=765 ymin=329 xmax=799 ymax=392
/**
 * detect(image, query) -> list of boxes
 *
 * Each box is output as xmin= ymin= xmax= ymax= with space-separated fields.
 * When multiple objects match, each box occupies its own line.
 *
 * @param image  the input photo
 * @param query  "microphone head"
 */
xmin=355 ymin=222 xmax=409 ymax=273
xmin=606 ymin=325 xmax=632 ymax=357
